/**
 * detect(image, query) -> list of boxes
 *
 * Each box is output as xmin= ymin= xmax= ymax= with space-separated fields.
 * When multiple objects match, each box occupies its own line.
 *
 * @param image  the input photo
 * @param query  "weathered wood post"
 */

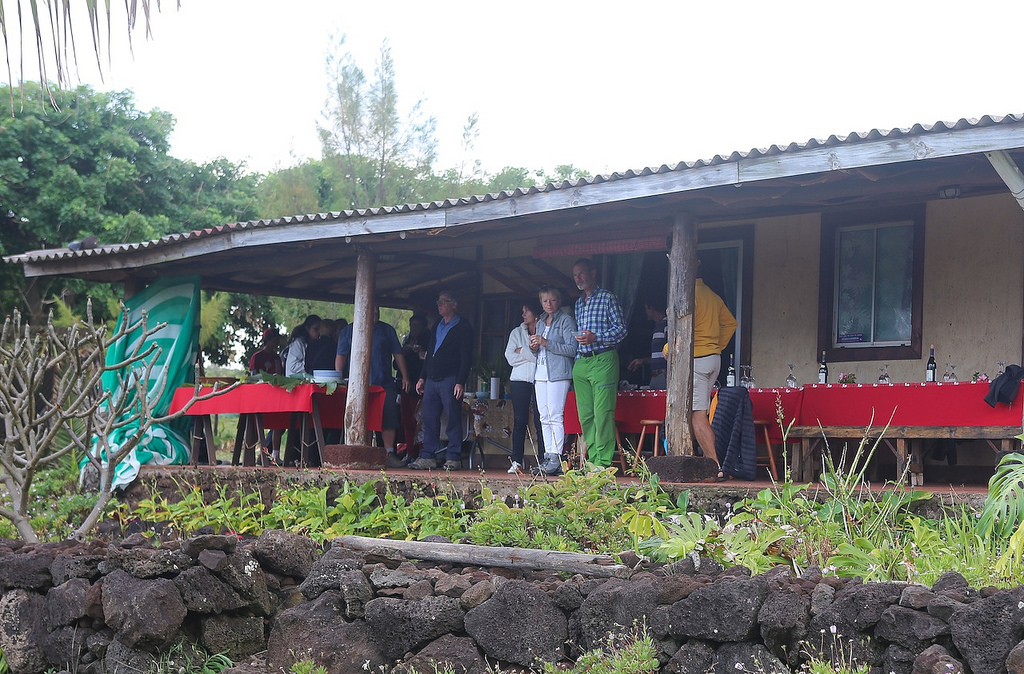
xmin=345 ymin=250 xmax=376 ymax=446
xmin=665 ymin=213 xmax=698 ymax=455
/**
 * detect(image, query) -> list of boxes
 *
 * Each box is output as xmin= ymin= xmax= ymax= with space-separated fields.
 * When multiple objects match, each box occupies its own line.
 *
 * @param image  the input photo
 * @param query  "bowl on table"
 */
xmin=312 ymin=370 xmax=344 ymax=384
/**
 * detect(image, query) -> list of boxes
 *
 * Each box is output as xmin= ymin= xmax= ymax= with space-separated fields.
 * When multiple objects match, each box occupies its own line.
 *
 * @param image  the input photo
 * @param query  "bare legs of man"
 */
xmin=691 ymin=409 xmax=720 ymax=471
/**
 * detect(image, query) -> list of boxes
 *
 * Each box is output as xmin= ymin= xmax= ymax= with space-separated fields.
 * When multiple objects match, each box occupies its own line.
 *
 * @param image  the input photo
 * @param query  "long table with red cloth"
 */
xmin=562 ymin=390 xmax=667 ymax=436
xmin=170 ymin=383 xmax=385 ymax=466
xmin=749 ymin=381 xmax=1024 ymax=483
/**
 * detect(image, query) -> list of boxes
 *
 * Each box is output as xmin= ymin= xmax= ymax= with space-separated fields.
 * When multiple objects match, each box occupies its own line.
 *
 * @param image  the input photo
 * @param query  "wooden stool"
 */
xmin=753 ymin=419 xmax=779 ymax=480
xmin=632 ymin=420 xmax=665 ymax=467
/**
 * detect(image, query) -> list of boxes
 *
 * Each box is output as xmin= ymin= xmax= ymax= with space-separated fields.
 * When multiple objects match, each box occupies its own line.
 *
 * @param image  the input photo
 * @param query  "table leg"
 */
xmin=232 ymin=417 xmax=245 ymax=465
xmin=202 ymin=416 xmax=215 ymax=465
xmin=299 ymin=414 xmax=310 ymax=468
xmin=310 ymin=397 xmax=326 ymax=461
xmin=794 ymin=438 xmax=807 ymax=482
xmin=254 ymin=413 xmax=268 ymax=467
xmin=242 ymin=413 xmax=261 ymax=467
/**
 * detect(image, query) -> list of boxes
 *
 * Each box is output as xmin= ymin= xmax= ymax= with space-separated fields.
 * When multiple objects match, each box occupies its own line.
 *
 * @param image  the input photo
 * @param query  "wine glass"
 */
xmin=739 ymin=365 xmax=750 ymax=388
xmin=785 ymin=364 xmax=798 ymax=388
xmin=878 ymin=364 xmax=890 ymax=384
xmin=997 ymin=361 xmax=1007 ymax=376
xmin=746 ymin=366 xmax=757 ymax=389
xmin=947 ymin=362 xmax=958 ymax=383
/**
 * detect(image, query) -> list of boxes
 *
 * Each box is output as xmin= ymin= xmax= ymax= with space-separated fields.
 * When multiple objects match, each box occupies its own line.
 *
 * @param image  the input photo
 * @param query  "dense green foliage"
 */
xmin=0 ymin=82 xmax=262 ymax=324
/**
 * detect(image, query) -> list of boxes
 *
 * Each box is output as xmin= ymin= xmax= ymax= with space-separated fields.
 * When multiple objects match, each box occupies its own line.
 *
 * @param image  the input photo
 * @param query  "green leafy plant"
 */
xmin=980 ymin=451 xmax=1024 ymax=537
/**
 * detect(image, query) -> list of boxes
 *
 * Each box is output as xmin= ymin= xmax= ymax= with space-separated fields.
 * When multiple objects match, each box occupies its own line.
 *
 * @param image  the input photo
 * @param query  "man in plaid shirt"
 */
xmin=571 ymin=258 xmax=628 ymax=468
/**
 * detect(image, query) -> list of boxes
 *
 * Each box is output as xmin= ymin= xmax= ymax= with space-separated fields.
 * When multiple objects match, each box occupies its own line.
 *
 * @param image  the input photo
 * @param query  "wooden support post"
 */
xmin=345 ymin=250 xmax=376 ymax=446
xmin=665 ymin=213 xmax=698 ymax=456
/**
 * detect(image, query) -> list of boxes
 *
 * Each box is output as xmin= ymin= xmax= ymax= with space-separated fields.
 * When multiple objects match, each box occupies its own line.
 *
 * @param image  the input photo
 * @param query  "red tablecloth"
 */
xmin=563 ymin=390 xmax=666 ymax=435
xmin=798 ymin=381 xmax=1024 ymax=428
xmin=170 ymin=383 xmax=386 ymax=431
xmin=748 ymin=387 xmax=805 ymax=443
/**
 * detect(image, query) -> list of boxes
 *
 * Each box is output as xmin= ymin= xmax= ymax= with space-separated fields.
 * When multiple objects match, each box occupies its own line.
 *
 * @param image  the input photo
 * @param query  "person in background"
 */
xmin=305 ymin=318 xmax=339 ymax=374
xmin=284 ymin=315 xmax=322 ymax=378
xmin=504 ymin=298 xmax=546 ymax=474
xmin=627 ymin=299 xmax=668 ymax=389
xmin=530 ymin=287 xmax=578 ymax=476
xmin=408 ymin=290 xmax=473 ymax=471
xmin=398 ymin=314 xmax=429 ymax=459
xmin=282 ymin=315 xmax=322 ymax=466
xmin=249 ymin=329 xmax=283 ymax=377
xmin=692 ymin=261 xmax=737 ymax=479
xmin=335 ymin=306 xmax=410 ymax=468
xmin=249 ymin=328 xmax=284 ymax=463
xmin=571 ymin=258 xmax=627 ymax=469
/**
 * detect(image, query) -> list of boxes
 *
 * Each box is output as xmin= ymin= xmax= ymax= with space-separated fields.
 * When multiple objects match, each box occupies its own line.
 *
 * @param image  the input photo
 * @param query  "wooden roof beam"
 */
xmin=985 ymin=150 xmax=1024 ymax=212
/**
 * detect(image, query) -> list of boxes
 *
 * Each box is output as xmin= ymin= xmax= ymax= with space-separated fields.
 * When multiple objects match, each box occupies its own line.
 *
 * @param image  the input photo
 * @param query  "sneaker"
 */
xmin=385 ymin=453 xmax=409 ymax=469
xmin=506 ymin=460 xmax=522 ymax=474
xmin=442 ymin=459 xmax=462 ymax=471
xmin=407 ymin=455 xmax=437 ymax=470
xmin=531 ymin=453 xmax=563 ymax=476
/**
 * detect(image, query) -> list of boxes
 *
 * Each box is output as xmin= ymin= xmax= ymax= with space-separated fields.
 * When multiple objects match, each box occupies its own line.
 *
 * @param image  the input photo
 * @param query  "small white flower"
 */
xmin=830 ymin=625 xmax=837 ymax=635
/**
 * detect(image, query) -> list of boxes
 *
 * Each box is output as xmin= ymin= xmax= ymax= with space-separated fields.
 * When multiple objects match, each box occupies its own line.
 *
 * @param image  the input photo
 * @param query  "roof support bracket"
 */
xmin=986 ymin=150 xmax=1024 ymax=212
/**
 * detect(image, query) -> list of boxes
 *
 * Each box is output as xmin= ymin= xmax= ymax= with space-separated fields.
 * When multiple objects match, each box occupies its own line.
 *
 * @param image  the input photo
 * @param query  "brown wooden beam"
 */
xmin=345 ymin=251 xmax=376 ymax=446
xmin=665 ymin=213 xmax=697 ymax=456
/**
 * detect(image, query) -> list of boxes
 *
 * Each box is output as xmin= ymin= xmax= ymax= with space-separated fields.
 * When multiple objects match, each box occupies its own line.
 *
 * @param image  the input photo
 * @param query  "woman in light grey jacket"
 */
xmin=504 ymin=298 xmax=546 ymax=473
xmin=529 ymin=286 xmax=578 ymax=476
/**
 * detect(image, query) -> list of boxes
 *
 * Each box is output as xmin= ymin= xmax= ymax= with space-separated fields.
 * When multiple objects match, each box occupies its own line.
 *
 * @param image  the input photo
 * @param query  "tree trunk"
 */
xmin=666 ymin=213 xmax=697 ymax=456
xmin=345 ymin=251 xmax=376 ymax=446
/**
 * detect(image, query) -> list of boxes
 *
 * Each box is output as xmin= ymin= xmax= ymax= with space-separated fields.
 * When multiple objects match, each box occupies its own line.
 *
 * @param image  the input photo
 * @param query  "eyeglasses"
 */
xmin=436 ymin=298 xmax=454 ymax=305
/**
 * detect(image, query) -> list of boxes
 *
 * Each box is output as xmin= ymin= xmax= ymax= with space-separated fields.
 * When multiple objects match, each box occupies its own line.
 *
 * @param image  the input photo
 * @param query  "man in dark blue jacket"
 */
xmin=408 ymin=290 xmax=474 ymax=470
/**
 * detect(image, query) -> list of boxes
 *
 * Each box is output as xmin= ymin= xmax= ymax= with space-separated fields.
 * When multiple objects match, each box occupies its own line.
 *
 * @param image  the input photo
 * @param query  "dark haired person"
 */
xmin=408 ymin=291 xmax=473 ymax=471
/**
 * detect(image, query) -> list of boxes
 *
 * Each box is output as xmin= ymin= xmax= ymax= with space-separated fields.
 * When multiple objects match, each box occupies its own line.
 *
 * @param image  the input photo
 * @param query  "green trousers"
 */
xmin=572 ymin=350 xmax=619 ymax=467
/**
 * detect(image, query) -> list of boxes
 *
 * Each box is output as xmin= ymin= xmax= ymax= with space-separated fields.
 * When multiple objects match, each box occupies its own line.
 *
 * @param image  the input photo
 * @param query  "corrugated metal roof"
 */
xmin=8 ymin=113 xmax=1023 ymax=265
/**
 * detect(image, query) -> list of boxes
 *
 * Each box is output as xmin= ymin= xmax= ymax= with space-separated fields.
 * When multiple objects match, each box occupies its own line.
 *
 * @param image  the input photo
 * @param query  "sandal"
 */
xmin=716 ymin=469 xmax=728 ymax=482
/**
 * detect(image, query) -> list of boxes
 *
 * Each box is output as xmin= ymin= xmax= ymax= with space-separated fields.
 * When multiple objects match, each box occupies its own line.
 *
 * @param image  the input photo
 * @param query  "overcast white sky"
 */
xmin=12 ymin=0 xmax=1024 ymax=178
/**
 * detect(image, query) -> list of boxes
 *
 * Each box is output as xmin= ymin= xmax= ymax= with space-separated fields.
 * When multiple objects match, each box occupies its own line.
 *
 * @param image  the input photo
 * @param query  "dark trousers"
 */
xmin=509 ymin=380 xmax=544 ymax=463
xmin=421 ymin=376 xmax=463 ymax=461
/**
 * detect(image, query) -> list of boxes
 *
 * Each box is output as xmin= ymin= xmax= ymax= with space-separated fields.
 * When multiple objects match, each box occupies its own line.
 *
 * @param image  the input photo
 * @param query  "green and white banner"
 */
xmin=88 ymin=276 xmax=200 ymax=489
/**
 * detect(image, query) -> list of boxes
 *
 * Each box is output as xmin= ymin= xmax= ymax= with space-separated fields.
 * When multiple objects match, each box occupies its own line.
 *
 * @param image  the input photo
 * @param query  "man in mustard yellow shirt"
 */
xmin=692 ymin=272 xmax=737 ymax=474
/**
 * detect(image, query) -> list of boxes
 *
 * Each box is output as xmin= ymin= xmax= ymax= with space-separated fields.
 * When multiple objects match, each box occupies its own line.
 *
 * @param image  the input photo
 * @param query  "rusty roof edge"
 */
xmin=7 ymin=113 xmax=1024 ymax=267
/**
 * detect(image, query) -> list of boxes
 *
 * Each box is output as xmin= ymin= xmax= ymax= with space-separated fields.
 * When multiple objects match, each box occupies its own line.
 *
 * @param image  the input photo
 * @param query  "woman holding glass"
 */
xmin=503 ymin=298 xmax=546 ymax=473
xmin=530 ymin=286 xmax=578 ymax=476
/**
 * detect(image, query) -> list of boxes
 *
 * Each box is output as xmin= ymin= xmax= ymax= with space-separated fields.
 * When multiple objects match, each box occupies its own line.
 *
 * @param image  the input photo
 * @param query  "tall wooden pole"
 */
xmin=665 ymin=213 xmax=698 ymax=456
xmin=345 ymin=250 xmax=376 ymax=446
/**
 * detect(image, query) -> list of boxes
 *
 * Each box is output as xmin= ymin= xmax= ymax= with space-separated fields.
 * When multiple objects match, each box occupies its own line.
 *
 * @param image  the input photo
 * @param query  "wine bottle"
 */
xmin=926 ymin=345 xmax=937 ymax=382
xmin=818 ymin=350 xmax=828 ymax=384
xmin=726 ymin=354 xmax=736 ymax=387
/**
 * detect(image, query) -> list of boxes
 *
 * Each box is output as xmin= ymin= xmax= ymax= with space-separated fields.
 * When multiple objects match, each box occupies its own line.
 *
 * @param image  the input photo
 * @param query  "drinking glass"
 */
xmin=998 ymin=361 xmax=1007 ymax=376
xmin=947 ymin=362 xmax=958 ymax=383
xmin=746 ymin=366 xmax=757 ymax=389
xmin=739 ymin=365 xmax=750 ymax=388
xmin=785 ymin=364 xmax=798 ymax=388
xmin=878 ymin=364 xmax=890 ymax=384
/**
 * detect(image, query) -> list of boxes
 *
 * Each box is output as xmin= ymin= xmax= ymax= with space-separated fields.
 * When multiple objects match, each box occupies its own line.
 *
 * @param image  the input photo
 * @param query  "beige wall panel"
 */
xmin=920 ymin=194 xmax=1024 ymax=381
xmin=748 ymin=214 xmax=822 ymax=388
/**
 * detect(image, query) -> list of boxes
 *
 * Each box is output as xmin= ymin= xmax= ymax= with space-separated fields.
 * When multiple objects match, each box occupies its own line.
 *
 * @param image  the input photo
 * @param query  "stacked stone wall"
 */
xmin=0 ymin=531 xmax=1017 ymax=674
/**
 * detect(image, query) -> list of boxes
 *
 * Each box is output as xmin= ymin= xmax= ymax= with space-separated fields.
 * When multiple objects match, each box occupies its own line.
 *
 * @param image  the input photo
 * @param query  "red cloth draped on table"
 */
xmin=563 ymin=390 xmax=667 ymax=435
xmin=170 ymin=383 xmax=386 ymax=431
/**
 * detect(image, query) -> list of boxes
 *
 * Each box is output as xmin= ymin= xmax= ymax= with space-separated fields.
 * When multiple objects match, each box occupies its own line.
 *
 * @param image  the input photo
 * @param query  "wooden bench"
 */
xmin=788 ymin=424 xmax=1021 ymax=486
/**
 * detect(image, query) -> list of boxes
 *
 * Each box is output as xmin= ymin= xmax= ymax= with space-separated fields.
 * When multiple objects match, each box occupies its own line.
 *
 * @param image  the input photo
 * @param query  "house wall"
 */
xmin=723 ymin=193 xmax=1024 ymax=389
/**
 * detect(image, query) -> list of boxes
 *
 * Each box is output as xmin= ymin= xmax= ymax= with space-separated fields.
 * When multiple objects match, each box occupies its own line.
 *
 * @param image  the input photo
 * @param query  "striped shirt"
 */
xmin=574 ymin=287 xmax=627 ymax=356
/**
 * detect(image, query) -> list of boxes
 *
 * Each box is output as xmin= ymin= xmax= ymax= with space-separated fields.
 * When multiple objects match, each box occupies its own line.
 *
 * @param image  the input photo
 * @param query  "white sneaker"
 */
xmin=507 ymin=460 xmax=522 ymax=474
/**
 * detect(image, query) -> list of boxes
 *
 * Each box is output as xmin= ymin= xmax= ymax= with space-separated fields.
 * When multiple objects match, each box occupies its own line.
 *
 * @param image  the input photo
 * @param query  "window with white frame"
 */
xmin=819 ymin=205 xmax=924 ymax=363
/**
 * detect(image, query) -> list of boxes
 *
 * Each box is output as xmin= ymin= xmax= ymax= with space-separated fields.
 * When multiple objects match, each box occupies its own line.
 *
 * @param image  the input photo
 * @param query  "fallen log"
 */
xmin=335 ymin=535 xmax=632 ymax=578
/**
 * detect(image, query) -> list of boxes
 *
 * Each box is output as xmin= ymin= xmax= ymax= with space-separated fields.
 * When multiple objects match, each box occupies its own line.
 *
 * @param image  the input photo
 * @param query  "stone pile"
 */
xmin=0 ymin=530 xmax=1020 ymax=673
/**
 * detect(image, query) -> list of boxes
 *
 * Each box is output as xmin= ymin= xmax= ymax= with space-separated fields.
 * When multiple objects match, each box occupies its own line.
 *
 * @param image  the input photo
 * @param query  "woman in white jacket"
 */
xmin=530 ymin=286 xmax=578 ymax=476
xmin=504 ymin=298 xmax=546 ymax=473
xmin=284 ymin=314 xmax=322 ymax=378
